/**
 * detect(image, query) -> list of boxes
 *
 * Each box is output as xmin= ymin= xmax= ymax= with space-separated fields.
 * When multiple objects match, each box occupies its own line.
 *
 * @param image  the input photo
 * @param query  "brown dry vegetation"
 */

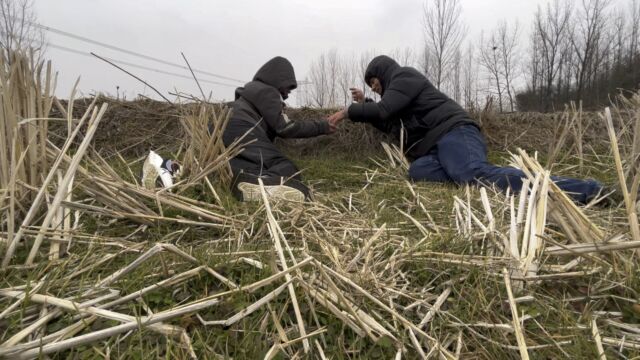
xmin=49 ymin=97 xmax=613 ymax=158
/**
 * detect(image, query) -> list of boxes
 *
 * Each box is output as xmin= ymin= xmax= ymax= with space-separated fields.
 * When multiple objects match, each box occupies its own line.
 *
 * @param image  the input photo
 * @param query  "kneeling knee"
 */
xmin=408 ymin=166 xmax=422 ymax=182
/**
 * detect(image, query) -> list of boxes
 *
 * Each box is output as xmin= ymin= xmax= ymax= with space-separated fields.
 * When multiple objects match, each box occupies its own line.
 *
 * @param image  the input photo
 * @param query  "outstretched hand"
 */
xmin=327 ymin=108 xmax=347 ymax=132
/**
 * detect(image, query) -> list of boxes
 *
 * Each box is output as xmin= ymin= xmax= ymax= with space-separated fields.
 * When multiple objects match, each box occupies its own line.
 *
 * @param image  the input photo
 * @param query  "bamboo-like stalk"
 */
xmin=301 ymin=282 xmax=366 ymax=337
xmin=0 ymin=278 xmax=45 ymax=321
xmin=258 ymin=178 xmax=310 ymax=353
xmin=1 ymin=52 xmax=66 ymax=267
xmin=0 ymin=317 xmax=98 ymax=357
xmin=198 ymin=279 xmax=292 ymax=327
xmin=513 ymin=149 xmax=604 ymax=242
xmin=502 ymin=268 xmax=530 ymax=360
xmin=8 ymin=297 xmax=221 ymax=359
xmin=545 ymin=240 xmax=640 ymax=255
xmin=99 ymin=266 xmax=206 ymax=309
xmin=314 ymin=269 xmax=383 ymax=341
xmin=346 ymin=224 xmax=387 ymax=271
xmin=0 ymin=290 xmax=182 ymax=335
xmin=25 ymin=103 xmax=108 ymax=264
xmin=179 ymin=102 xmax=239 ymax=189
xmin=603 ymin=107 xmax=640 ymax=243
xmin=591 ymin=319 xmax=607 ymax=360
xmin=0 ymin=289 xmax=118 ymax=348
xmin=317 ymin=261 xmax=454 ymax=359
xmin=418 ymin=287 xmax=451 ymax=328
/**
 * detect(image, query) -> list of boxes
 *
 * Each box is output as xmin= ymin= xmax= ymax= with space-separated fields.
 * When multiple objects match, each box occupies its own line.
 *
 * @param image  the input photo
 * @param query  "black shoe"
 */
xmin=587 ymin=185 xmax=623 ymax=207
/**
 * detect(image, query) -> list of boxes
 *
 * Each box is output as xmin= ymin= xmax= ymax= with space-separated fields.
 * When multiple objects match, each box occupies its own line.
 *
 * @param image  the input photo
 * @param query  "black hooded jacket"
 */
xmin=227 ymin=56 xmax=329 ymax=141
xmin=347 ymin=55 xmax=477 ymax=159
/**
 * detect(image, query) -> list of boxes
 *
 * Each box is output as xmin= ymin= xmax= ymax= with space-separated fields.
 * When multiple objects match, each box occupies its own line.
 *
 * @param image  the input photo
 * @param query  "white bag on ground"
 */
xmin=142 ymin=150 xmax=179 ymax=189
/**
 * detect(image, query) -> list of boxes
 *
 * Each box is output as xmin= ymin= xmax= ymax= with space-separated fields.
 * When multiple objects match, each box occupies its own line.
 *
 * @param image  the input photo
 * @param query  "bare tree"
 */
xmin=304 ymin=49 xmax=378 ymax=108
xmin=462 ymin=43 xmax=478 ymax=109
xmin=630 ymin=0 xmax=640 ymax=62
xmin=611 ymin=8 xmax=626 ymax=67
xmin=570 ymin=0 xmax=610 ymax=103
xmin=298 ymin=77 xmax=313 ymax=107
xmin=497 ymin=21 xmax=520 ymax=111
xmin=628 ymin=0 xmax=640 ymax=90
xmin=326 ymin=49 xmax=340 ymax=107
xmin=527 ymin=29 xmax=542 ymax=99
xmin=478 ymin=31 xmax=504 ymax=112
xmin=474 ymin=21 xmax=520 ymax=112
xmin=450 ymin=48 xmax=462 ymax=103
xmin=337 ymin=53 xmax=357 ymax=107
xmin=0 ymin=0 xmax=45 ymax=56
xmin=420 ymin=45 xmax=433 ymax=79
xmin=556 ymin=33 xmax=574 ymax=104
xmin=532 ymin=0 xmax=573 ymax=111
xmin=307 ymin=53 xmax=329 ymax=107
xmin=389 ymin=47 xmax=415 ymax=67
xmin=519 ymin=0 xmax=640 ymax=111
xmin=422 ymin=0 xmax=466 ymax=90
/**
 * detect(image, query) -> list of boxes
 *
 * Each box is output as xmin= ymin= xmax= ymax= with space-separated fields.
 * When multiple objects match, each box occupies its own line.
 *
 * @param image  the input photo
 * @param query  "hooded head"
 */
xmin=364 ymin=55 xmax=400 ymax=96
xmin=253 ymin=56 xmax=297 ymax=99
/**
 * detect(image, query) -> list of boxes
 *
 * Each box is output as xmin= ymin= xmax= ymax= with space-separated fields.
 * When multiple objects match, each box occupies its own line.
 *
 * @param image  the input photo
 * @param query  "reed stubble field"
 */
xmin=2 ymin=51 xmax=640 ymax=359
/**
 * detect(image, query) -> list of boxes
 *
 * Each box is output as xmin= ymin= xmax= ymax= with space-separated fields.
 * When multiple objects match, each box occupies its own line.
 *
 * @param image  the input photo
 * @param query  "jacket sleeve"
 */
xmin=352 ymin=104 xmax=393 ymax=133
xmin=254 ymin=86 xmax=330 ymax=138
xmin=347 ymin=74 xmax=423 ymax=132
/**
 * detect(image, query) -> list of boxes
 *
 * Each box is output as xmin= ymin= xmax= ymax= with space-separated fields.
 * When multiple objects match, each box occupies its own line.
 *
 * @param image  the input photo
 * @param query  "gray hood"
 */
xmin=252 ymin=56 xmax=297 ymax=95
xmin=364 ymin=55 xmax=400 ymax=96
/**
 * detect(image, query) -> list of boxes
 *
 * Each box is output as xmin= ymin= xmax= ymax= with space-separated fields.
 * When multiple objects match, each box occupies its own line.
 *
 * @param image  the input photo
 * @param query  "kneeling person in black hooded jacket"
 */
xmin=327 ymin=55 xmax=604 ymax=205
xmin=223 ymin=56 xmax=335 ymax=202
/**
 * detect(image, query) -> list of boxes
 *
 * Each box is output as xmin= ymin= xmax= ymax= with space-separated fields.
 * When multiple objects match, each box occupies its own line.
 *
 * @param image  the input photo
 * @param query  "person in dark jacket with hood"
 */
xmin=327 ymin=55 xmax=603 ymax=204
xmin=223 ymin=56 xmax=335 ymax=202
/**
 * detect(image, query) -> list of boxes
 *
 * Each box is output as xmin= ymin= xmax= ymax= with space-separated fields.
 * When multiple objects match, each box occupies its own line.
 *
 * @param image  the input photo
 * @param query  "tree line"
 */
xmin=299 ymin=0 xmax=640 ymax=113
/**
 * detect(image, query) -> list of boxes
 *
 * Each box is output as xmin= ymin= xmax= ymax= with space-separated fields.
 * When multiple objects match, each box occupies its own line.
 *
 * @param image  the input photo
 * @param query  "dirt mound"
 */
xmin=480 ymin=111 xmax=609 ymax=153
xmin=50 ymin=97 xmax=611 ymax=157
xmin=50 ymin=97 xmax=184 ymax=157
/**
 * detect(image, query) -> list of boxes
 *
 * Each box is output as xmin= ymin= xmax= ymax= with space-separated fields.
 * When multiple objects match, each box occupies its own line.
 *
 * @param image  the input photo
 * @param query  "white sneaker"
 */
xmin=236 ymin=182 xmax=305 ymax=202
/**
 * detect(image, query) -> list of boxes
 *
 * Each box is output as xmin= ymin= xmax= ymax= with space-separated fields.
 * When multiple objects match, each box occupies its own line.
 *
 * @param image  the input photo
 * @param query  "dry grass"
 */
xmin=1 ymin=50 xmax=640 ymax=359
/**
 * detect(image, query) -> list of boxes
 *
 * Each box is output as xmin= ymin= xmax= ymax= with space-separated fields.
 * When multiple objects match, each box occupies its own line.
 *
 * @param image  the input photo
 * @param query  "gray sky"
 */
xmin=34 ymin=0 xmax=558 ymax=103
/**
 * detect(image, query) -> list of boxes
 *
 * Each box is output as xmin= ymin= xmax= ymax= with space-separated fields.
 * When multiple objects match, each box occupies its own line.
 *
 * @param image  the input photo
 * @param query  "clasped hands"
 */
xmin=326 ymin=87 xmax=365 ymax=133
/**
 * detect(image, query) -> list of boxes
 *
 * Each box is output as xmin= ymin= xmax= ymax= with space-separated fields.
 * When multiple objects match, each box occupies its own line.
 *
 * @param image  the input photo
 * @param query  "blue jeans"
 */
xmin=408 ymin=125 xmax=602 ymax=204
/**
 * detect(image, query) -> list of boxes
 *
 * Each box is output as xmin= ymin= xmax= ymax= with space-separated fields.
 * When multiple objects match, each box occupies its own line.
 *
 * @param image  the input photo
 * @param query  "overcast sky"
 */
xmin=32 ymin=0 xmax=576 ymax=104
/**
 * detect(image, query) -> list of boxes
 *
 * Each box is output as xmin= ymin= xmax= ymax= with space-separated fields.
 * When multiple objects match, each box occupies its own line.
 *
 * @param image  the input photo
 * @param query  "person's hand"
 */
xmin=327 ymin=119 xmax=337 ymax=134
xmin=327 ymin=108 xmax=347 ymax=132
xmin=350 ymin=88 xmax=365 ymax=103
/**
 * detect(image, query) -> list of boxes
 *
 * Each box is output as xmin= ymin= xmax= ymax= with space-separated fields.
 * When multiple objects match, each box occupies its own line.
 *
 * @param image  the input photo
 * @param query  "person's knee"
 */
xmin=408 ymin=157 xmax=435 ymax=181
xmin=408 ymin=163 xmax=424 ymax=181
xmin=269 ymin=159 xmax=299 ymax=178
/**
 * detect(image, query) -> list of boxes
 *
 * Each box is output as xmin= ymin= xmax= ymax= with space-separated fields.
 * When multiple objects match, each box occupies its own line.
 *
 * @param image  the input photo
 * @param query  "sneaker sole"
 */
xmin=237 ymin=182 xmax=305 ymax=202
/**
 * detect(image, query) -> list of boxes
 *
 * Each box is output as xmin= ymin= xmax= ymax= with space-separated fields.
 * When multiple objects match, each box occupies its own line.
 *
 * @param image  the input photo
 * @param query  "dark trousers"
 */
xmin=223 ymin=120 xmax=310 ymax=198
xmin=408 ymin=125 xmax=602 ymax=204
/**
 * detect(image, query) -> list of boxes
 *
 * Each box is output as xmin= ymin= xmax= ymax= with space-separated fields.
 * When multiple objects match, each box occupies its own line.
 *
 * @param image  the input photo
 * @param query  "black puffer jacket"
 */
xmin=228 ymin=56 xmax=329 ymax=141
xmin=347 ymin=55 xmax=477 ymax=159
